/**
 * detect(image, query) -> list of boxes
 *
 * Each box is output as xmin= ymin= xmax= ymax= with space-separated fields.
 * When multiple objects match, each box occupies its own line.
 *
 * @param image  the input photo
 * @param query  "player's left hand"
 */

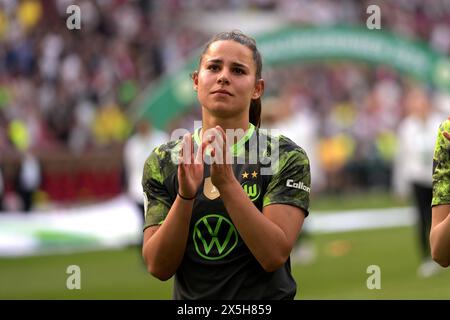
xmin=208 ymin=125 xmax=237 ymax=189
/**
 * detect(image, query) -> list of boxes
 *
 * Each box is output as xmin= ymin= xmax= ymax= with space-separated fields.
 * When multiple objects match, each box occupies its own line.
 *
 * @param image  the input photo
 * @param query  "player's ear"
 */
xmin=192 ymin=71 xmax=199 ymax=91
xmin=252 ymin=79 xmax=264 ymax=100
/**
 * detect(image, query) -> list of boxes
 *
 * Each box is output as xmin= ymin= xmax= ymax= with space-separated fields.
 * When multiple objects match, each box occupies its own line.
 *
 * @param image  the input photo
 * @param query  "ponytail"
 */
xmin=249 ymin=98 xmax=261 ymax=128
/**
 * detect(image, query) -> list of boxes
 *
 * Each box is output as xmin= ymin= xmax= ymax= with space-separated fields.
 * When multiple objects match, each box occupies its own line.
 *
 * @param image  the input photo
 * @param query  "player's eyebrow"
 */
xmin=206 ymin=58 xmax=249 ymax=71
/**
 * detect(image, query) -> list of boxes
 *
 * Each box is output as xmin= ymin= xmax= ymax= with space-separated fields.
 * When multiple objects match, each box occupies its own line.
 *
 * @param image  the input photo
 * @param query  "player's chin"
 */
xmin=206 ymin=102 xmax=239 ymax=115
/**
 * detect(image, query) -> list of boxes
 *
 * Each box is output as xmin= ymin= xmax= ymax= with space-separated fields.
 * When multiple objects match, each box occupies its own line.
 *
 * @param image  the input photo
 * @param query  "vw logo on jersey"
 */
xmin=241 ymin=181 xmax=260 ymax=202
xmin=193 ymin=214 xmax=238 ymax=260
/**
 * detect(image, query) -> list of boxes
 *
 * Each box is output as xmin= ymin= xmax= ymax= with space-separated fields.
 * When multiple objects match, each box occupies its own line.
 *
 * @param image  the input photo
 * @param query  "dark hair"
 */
xmin=197 ymin=30 xmax=263 ymax=128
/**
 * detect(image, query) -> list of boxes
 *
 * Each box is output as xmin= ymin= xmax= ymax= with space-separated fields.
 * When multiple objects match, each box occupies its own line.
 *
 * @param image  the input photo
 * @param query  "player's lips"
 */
xmin=211 ymin=89 xmax=233 ymax=96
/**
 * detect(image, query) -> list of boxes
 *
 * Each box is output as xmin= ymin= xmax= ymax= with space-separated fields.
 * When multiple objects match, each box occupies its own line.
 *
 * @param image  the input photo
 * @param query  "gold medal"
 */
xmin=203 ymin=177 xmax=220 ymax=200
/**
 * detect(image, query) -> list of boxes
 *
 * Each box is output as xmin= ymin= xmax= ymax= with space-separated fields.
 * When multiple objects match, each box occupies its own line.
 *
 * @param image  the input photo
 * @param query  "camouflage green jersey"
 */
xmin=142 ymin=123 xmax=311 ymax=300
xmin=432 ymin=120 xmax=450 ymax=206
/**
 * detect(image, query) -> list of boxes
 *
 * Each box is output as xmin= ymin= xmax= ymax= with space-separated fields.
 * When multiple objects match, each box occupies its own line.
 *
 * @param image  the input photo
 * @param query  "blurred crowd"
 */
xmin=0 ymin=0 xmax=208 ymax=155
xmin=1 ymin=0 xmax=450 ymax=207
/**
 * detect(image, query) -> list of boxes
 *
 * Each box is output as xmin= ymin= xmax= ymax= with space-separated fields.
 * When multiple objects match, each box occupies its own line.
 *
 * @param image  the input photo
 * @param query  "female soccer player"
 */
xmin=431 ymin=117 xmax=450 ymax=267
xmin=142 ymin=31 xmax=311 ymax=299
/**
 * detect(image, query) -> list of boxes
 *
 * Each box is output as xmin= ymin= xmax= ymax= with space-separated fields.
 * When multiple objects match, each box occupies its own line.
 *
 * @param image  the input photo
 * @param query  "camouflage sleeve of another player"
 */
xmin=263 ymin=141 xmax=311 ymax=217
xmin=432 ymin=120 xmax=450 ymax=206
xmin=142 ymin=147 xmax=172 ymax=230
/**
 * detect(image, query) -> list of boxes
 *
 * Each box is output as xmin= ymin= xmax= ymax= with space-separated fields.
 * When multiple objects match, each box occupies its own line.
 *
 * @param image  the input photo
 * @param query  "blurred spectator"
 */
xmin=264 ymin=92 xmax=324 ymax=192
xmin=92 ymin=100 xmax=130 ymax=147
xmin=0 ymin=164 xmax=3 ymax=211
xmin=16 ymin=149 xmax=41 ymax=212
xmin=123 ymin=119 xmax=168 ymax=222
xmin=393 ymin=86 xmax=443 ymax=277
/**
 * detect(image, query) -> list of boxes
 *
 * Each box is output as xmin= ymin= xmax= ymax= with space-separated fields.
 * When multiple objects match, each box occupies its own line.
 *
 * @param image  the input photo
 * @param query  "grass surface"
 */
xmin=1 ymin=225 xmax=449 ymax=300
xmin=310 ymin=190 xmax=410 ymax=212
xmin=293 ymin=226 xmax=450 ymax=299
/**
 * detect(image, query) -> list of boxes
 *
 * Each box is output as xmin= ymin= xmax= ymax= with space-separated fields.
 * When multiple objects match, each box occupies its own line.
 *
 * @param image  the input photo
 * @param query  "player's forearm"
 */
xmin=219 ymin=179 xmax=291 ymax=272
xmin=143 ymin=197 xmax=194 ymax=280
xmin=430 ymin=213 xmax=450 ymax=267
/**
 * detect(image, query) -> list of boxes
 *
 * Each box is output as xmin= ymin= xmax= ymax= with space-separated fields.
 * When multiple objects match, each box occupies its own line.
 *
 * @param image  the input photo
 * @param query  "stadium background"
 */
xmin=0 ymin=0 xmax=450 ymax=299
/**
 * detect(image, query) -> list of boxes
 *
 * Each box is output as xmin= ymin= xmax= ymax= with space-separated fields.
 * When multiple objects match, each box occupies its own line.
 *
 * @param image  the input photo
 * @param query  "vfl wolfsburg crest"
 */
xmin=240 ymin=170 xmax=260 ymax=201
xmin=241 ymin=181 xmax=260 ymax=202
xmin=193 ymin=214 xmax=238 ymax=260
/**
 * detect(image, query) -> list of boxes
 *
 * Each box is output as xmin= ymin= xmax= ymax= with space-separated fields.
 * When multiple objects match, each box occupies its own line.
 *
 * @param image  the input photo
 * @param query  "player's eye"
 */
xmin=207 ymin=64 xmax=220 ymax=71
xmin=232 ymin=68 xmax=245 ymax=75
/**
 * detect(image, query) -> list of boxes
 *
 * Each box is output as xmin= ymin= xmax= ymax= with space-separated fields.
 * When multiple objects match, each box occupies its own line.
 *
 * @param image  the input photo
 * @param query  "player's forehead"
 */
xmin=203 ymin=40 xmax=254 ymax=70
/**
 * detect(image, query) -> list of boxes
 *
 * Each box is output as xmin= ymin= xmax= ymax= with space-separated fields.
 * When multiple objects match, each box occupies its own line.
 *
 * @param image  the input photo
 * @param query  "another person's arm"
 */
xmin=430 ymin=205 xmax=450 ymax=267
xmin=430 ymin=119 xmax=450 ymax=267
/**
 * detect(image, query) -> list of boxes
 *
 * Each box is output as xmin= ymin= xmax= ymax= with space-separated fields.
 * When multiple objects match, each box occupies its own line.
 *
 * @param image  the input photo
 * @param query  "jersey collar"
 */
xmin=193 ymin=123 xmax=255 ymax=157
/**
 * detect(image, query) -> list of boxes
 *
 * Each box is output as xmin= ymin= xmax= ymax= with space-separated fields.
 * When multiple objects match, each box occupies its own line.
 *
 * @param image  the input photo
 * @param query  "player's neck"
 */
xmin=200 ymin=115 xmax=250 ymax=146
xmin=201 ymin=116 xmax=249 ymax=133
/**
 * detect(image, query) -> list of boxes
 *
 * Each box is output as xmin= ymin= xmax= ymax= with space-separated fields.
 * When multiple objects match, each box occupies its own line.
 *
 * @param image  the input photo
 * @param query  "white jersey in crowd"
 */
xmin=270 ymin=109 xmax=324 ymax=191
xmin=0 ymin=166 xmax=3 ymax=195
xmin=393 ymin=111 xmax=443 ymax=196
xmin=20 ymin=153 xmax=41 ymax=191
xmin=124 ymin=129 xmax=169 ymax=204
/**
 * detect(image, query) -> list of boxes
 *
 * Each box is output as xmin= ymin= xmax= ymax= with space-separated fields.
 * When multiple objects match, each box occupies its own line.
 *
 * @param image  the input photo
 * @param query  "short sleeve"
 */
xmin=142 ymin=148 xmax=172 ymax=229
xmin=263 ymin=145 xmax=311 ymax=217
xmin=432 ymin=120 xmax=450 ymax=206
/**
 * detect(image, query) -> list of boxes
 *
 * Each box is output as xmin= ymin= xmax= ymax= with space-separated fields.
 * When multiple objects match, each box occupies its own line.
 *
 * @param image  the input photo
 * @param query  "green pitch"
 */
xmin=0 ymin=226 xmax=449 ymax=299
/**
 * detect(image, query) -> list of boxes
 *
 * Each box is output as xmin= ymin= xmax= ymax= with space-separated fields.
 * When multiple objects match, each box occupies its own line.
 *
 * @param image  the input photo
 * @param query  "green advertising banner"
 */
xmin=134 ymin=26 xmax=450 ymax=130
